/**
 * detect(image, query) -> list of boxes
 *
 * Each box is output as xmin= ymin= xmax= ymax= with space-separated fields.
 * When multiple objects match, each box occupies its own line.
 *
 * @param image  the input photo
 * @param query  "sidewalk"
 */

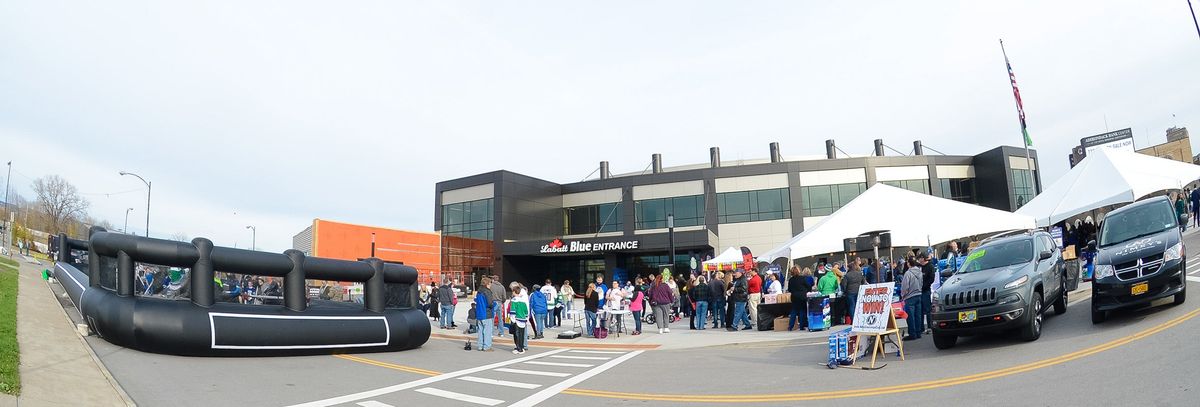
xmin=429 ymin=298 xmax=832 ymax=351
xmin=5 ymin=258 xmax=131 ymax=406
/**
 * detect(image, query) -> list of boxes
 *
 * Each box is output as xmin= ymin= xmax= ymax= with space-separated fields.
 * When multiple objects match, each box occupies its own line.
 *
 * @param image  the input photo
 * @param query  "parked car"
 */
xmin=453 ymin=284 xmax=472 ymax=298
xmin=1089 ymin=196 xmax=1187 ymax=324
xmin=930 ymin=230 xmax=1067 ymax=349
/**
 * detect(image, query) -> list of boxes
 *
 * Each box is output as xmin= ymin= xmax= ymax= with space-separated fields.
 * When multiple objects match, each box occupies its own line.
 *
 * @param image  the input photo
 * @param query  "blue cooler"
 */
xmin=807 ymin=294 xmax=830 ymax=332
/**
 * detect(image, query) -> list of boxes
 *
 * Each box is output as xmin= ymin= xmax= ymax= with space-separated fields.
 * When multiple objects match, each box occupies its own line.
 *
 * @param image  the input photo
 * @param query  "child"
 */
xmin=466 ymin=302 xmax=479 ymax=334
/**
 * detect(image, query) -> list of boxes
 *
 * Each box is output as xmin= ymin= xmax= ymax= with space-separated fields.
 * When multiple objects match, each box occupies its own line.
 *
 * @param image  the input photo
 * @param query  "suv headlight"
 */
xmin=1095 ymin=264 xmax=1115 ymax=280
xmin=998 ymin=293 xmax=1022 ymax=305
xmin=1164 ymin=242 xmax=1184 ymax=262
xmin=1004 ymin=275 xmax=1029 ymax=289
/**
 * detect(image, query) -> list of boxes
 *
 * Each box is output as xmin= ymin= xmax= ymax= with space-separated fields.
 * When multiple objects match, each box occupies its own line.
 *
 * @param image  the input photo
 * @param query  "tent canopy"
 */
xmin=703 ymin=247 xmax=743 ymax=271
xmin=758 ymin=184 xmax=1035 ymax=262
xmin=1016 ymin=148 xmax=1200 ymax=227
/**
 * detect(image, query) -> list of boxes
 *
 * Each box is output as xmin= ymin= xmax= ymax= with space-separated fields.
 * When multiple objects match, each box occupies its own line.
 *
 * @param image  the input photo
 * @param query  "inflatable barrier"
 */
xmin=53 ymin=227 xmax=430 ymax=356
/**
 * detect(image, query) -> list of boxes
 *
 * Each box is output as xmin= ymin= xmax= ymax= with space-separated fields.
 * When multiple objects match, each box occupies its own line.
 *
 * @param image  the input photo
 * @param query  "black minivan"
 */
xmin=1090 ymin=196 xmax=1187 ymax=323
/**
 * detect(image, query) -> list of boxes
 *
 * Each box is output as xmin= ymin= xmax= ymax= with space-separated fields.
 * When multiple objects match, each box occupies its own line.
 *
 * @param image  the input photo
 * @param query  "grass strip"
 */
xmin=0 ymin=265 xmax=18 ymax=395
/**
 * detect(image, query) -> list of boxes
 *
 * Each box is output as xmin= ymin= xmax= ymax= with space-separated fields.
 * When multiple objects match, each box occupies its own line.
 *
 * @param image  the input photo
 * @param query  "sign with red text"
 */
xmin=851 ymin=283 xmax=895 ymax=334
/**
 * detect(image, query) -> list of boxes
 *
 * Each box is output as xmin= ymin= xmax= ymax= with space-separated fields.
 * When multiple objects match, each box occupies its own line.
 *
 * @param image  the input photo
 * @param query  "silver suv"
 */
xmin=930 ymin=230 xmax=1067 ymax=349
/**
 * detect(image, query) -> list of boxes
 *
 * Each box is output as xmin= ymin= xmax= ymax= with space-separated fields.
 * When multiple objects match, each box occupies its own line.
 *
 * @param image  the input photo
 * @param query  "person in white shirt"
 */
xmin=541 ymin=280 xmax=558 ymax=328
xmin=766 ymin=273 xmax=783 ymax=295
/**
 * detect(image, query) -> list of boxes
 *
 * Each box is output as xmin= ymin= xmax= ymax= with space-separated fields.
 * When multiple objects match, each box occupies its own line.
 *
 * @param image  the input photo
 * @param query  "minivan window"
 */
xmin=1099 ymin=201 xmax=1176 ymax=246
xmin=958 ymin=239 xmax=1034 ymax=273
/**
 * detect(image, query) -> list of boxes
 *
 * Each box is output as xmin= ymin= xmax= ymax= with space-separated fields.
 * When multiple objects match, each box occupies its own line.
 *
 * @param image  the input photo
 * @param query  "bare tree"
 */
xmin=32 ymin=175 xmax=90 ymax=236
xmin=170 ymin=232 xmax=188 ymax=242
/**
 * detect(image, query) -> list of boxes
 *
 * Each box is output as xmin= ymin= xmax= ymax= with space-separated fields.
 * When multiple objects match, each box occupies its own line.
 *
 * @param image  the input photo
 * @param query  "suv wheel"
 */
xmin=1053 ymin=278 xmax=1068 ymax=315
xmin=1091 ymin=302 xmax=1106 ymax=324
xmin=933 ymin=333 xmax=957 ymax=350
xmin=1020 ymin=292 xmax=1043 ymax=341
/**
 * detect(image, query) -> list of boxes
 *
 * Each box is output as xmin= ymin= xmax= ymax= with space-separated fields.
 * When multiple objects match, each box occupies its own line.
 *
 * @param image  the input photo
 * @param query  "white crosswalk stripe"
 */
xmin=458 ymin=376 xmax=542 ymax=389
xmin=415 ymin=387 xmax=504 ymax=406
xmin=356 ymin=402 xmax=394 ymax=407
xmin=549 ymin=355 xmax=610 ymax=360
xmin=525 ymin=361 xmax=594 ymax=368
xmin=1187 ymin=276 xmax=1200 ymax=283
xmin=567 ymin=350 xmax=627 ymax=354
xmin=493 ymin=368 xmax=572 ymax=377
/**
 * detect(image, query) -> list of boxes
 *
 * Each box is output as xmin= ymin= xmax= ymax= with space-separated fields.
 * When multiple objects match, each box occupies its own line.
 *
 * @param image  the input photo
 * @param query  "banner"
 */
xmin=851 ymin=283 xmax=895 ymax=334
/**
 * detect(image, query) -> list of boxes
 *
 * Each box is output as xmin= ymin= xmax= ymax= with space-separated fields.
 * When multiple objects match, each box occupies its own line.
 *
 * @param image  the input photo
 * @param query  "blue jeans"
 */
xmin=585 ymin=310 xmax=598 ymax=337
xmin=921 ymin=292 xmax=932 ymax=332
xmin=695 ymin=301 xmax=709 ymax=330
xmin=632 ymin=310 xmax=643 ymax=333
xmin=711 ymin=301 xmax=726 ymax=327
xmin=534 ymin=313 xmax=548 ymax=337
xmin=905 ymin=296 xmax=924 ymax=338
xmin=788 ymin=299 xmax=807 ymax=330
xmin=846 ymin=293 xmax=858 ymax=322
xmin=493 ymin=302 xmax=503 ymax=336
xmin=440 ymin=304 xmax=454 ymax=328
xmin=733 ymin=301 xmax=751 ymax=329
xmin=477 ymin=320 xmax=493 ymax=350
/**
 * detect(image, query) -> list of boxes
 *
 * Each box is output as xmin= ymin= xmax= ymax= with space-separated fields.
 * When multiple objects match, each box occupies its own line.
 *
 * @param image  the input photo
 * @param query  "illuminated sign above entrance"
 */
xmin=540 ymin=238 xmax=641 ymax=254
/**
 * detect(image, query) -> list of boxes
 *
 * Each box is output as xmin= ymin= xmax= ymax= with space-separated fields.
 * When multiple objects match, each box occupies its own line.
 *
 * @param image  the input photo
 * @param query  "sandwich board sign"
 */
xmin=851 ymin=283 xmax=896 ymax=334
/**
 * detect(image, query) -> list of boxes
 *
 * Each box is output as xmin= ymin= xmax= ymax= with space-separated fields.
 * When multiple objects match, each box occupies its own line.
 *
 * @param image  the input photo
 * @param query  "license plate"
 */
xmin=958 ymin=310 xmax=978 ymax=323
xmin=1131 ymin=282 xmax=1149 ymax=296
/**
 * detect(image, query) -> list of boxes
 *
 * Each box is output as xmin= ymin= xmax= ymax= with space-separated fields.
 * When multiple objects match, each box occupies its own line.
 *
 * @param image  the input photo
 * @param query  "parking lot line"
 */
xmin=526 ymin=361 xmax=594 ymax=368
xmin=285 ymin=348 xmax=570 ymax=407
xmin=458 ymin=375 xmax=542 ymax=389
xmin=415 ymin=387 xmax=504 ymax=406
xmin=493 ymin=368 xmax=572 ymax=377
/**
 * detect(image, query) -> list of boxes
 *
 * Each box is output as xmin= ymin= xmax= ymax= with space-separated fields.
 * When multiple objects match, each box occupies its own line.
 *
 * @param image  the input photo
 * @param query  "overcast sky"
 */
xmin=2 ymin=1 xmax=1198 ymax=252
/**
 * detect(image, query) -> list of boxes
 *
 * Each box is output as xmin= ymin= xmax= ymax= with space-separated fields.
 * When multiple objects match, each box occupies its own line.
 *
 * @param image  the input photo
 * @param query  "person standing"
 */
xmin=817 ymin=266 xmax=839 ymax=296
xmin=649 ymin=275 xmax=675 ymax=334
xmin=901 ymin=260 xmax=924 ymax=340
xmin=728 ymin=270 xmax=752 ymax=331
xmin=583 ymin=283 xmax=600 ymax=337
xmin=666 ymin=276 xmax=680 ymax=320
xmin=692 ymin=275 xmax=711 ymax=330
xmin=489 ymin=276 xmax=508 ymax=337
xmin=541 ymin=279 xmax=559 ymax=328
xmin=1175 ymin=192 xmax=1189 ymax=232
xmin=919 ymin=253 xmax=935 ymax=334
xmin=595 ymin=275 xmax=608 ymax=309
xmin=530 ymin=285 xmax=548 ymax=340
xmin=746 ymin=270 xmax=763 ymax=327
xmin=709 ymin=272 xmax=726 ymax=329
xmin=841 ymin=264 xmax=865 ymax=322
xmin=508 ymin=283 xmax=530 ymax=354
xmin=474 ymin=276 xmax=496 ymax=351
xmin=560 ymin=280 xmax=576 ymax=313
xmin=437 ymin=277 xmax=455 ymax=329
xmin=1190 ymin=187 xmax=1200 ymax=228
xmin=629 ymin=285 xmax=645 ymax=335
xmin=765 ymin=273 xmax=782 ymax=295
xmin=787 ymin=267 xmax=813 ymax=331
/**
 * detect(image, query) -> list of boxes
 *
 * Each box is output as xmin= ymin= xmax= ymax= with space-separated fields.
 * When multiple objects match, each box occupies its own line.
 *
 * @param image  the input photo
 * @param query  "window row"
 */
xmin=635 ymin=195 xmax=705 ymax=229
xmin=716 ymin=188 xmax=791 ymax=224
xmin=563 ymin=202 xmax=624 ymax=235
xmin=442 ymin=198 xmax=494 ymax=240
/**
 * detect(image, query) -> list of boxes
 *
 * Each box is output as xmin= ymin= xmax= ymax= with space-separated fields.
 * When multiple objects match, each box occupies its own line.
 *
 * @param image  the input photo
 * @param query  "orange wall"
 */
xmin=312 ymin=219 xmax=441 ymax=275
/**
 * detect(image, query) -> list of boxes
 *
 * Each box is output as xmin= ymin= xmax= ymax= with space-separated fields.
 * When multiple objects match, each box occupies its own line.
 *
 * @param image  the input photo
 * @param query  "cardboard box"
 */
xmin=777 ymin=293 xmax=791 ymax=304
xmin=773 ymin=317 xmax=790 ymax=331
xmin=1063 ymin=245 xmax=1077 ymax=261
xmin=763 ymin=294 xmax=778 ymax=304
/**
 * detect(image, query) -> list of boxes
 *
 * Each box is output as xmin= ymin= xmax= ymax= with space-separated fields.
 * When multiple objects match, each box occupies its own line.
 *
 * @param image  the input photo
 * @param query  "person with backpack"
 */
xmin=649 ymin=275 xmax=675 ymax=334
xmin=508 ymin=282 xmax=530 ymax=354
xmin=474 ymin=276 xmax=496 ymax=352
xmin=728 ymin=270 xmax=752 ymax=331
xmin=530 ymin=285 xmax=548 ymax=340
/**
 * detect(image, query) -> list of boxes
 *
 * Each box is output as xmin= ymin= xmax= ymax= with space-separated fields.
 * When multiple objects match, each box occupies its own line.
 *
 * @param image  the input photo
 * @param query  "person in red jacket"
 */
xmin=746 ymin=271 xmax=763 ymax=327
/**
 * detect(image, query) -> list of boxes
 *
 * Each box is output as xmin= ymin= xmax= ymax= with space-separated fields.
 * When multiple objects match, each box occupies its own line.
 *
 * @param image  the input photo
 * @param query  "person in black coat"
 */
xmin=787 ymin=266 xmax=814 ymax=331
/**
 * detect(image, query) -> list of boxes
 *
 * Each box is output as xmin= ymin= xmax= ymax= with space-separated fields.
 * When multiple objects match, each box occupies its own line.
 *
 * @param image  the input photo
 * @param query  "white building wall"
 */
xmin=632 ymin=180 xmax=705 ymax=200
xmin=441 ymin=183 xmax=495 ymax=205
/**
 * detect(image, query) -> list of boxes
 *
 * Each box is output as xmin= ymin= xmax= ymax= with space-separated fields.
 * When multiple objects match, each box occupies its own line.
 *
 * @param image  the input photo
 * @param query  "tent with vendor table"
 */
xmin=757 ymin=184 xmax=1036 ymax=262
xmin=1015 ymin=148 xmax=1200 ymax=227
xmin=703 ymin=247 xmax=744 ymax=271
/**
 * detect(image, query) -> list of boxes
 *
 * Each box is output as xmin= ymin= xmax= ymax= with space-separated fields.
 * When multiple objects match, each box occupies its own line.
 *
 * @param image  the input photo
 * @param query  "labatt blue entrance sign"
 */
xmin=851 ymin=283 xmax=895 ymax=334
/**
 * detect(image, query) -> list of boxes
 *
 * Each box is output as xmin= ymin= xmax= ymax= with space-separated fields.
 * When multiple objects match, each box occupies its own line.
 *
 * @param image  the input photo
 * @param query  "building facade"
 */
xmin=435 ymin=143 xmax=1041 ymax=289
xmin=1136 ymin=127 xmax=1192 ymax=164
xmin=292 ymin=219 xmax=442 ymax=283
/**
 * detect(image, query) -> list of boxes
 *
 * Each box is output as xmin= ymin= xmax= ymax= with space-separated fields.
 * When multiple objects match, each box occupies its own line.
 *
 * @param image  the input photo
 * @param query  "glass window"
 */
xmin=800 ymin=183 xmax=865 ymax=217
xmin=1011 ymin=169 xmax=1037 ymax=209
xmin=442 ymin=198 xmax=493 ymax=240
xmin=938 ymin=178 xmax=976 ymax=203
xmin=881 ymin=179 xmax=930 ymax=194
xmin=564 ymin=202 xmax=624 ymax=235
xmin=635 ymin=194 xmax=705 ymax=229
xmin=717 ymin=188 xmax=791 ymax=224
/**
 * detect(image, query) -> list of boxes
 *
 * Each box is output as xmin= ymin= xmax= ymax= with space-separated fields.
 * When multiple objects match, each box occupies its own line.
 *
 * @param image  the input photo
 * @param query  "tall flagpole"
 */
xmin=1000 ymin=39 xmax=1038 ymax=207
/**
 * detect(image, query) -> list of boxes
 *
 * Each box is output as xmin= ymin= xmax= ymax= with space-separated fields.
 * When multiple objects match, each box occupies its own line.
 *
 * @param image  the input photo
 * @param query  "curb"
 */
xmin=43 ymin=277 xmax=137 ymax=406
xmin=429 ymin=333 xmax=660 ymax=350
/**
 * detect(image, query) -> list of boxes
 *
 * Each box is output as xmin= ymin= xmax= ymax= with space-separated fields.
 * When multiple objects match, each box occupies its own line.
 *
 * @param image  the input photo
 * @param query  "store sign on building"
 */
xmin=540 ymin=238 xmax=640 ymax=254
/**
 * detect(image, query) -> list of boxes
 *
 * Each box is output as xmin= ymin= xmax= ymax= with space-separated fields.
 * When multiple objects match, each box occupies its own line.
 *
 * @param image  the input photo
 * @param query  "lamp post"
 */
xmin=370 ymin=232 xmax=376 ymax=257
xmin=667 ymin=213 xmax=675 ymax=273
xmin=119 ymin=171 xmax=151 ymax=237
xmin=246 ymin=225 xmax=256 ymax=251
xmin=123 ymin=208 xmax=133 ymax=234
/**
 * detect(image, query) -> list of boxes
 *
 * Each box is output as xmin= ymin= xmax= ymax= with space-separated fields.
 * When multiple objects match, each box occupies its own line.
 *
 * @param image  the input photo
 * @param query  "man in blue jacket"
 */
xmin=530 ymin=285 xmax=549 ymax=340
xmin=474 ymin=276 xmax=496 ymax=351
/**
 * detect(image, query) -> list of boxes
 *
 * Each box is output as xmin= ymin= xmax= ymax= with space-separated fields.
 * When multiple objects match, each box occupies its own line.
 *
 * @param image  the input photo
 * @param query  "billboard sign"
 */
xmin=1081 ymin=128 xmax=1135 ymax=154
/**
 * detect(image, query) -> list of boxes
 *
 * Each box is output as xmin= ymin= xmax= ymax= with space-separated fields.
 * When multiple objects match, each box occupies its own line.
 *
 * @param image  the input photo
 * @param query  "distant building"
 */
xmin=1137 ymin=127 xmax=1192 ymax=164
xmin=292 ymin=219 xmax=442 ymax=283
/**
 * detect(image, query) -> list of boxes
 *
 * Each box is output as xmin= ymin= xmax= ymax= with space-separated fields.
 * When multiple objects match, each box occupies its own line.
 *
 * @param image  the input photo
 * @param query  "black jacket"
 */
xmin=921 ymin=261 xmax=935 ymax=291
xmin=788 ymin=275 xmax=812 ymax=295
xmin=729 ymin=278 xmax=749 ymax=303
xmin=691 ymin=282 xmax=711 ymax=302
xmin=709 ymin=279 xmax=726 ymax=303
xmin=584 ymin=291 xmax=600 ymax=312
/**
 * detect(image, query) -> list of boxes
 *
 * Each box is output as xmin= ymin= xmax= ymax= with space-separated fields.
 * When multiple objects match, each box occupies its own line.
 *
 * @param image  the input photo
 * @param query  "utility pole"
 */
xmin=667 ymin=213 xmax=676 ymax=272
xmin=245 ymin=225 xmax=256 ymax=251
xmin=370 ymin=232 xmax=376 ymax=257
xmin=120 ymin=171 xmax=151 ymax=237
xmin=3 ymin=161 xmax=10 ymax=251
xmin=124 ymin=208 xmax=133 ymax=234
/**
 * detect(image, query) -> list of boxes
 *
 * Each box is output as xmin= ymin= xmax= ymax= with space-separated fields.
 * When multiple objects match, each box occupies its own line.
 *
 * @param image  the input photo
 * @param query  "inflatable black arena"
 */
xmin=53 ymin=227 xmax=430 ymax=356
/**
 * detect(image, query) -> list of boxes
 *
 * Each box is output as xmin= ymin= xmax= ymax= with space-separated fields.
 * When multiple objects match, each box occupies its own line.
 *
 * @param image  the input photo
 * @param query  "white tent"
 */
xmin=1016 ymin=148 xmax=1200 ymax=227
xmin=757 ymin=184 xmax=1035 ymax=261
xmin=703 ymin=247 xmax=743 ymax=271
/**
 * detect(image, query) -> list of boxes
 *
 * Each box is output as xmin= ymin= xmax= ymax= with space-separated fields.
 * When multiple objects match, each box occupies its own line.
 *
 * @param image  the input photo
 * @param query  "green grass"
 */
xmin=0 ymin=256 xmax=16 ymax=269
xmin=0 ymin=264 xmax=17 ymax=395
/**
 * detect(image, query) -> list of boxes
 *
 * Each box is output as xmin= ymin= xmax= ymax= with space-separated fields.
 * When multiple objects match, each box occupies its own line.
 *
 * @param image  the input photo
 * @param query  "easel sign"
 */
xmin=849 ymin=283 xmax=905 ymax=369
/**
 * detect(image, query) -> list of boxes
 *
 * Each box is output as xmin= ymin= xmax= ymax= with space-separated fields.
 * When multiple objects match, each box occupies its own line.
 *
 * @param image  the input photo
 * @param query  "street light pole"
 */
xmin=119 ymin=171 xmax=151 ymax=237
xmin=124 ymin=208 xmax=133 ymax=234
xmin=3 ymin=161 xmax=10 ymax=250
xmin=667 ymin=213 xmax=675 ymax=273
xmin=370 ymin=232 xmax=376 ymax=257
xmin=246 ymin=225 xmax=256 ymax=251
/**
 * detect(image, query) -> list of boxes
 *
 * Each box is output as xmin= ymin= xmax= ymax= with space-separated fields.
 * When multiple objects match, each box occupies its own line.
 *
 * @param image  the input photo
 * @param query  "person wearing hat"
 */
xmin=919 ymin=252 xmax=936 ymax=334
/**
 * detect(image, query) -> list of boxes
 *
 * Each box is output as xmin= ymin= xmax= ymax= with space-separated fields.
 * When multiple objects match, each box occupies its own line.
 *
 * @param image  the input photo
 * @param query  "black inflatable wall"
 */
xmin=53 ymin=227 xmax=430 ymax=356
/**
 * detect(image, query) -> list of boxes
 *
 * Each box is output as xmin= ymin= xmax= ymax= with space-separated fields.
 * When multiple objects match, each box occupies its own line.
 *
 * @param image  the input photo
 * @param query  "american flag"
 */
xmin=1004 ymin=51 xmax=1033 ymax=147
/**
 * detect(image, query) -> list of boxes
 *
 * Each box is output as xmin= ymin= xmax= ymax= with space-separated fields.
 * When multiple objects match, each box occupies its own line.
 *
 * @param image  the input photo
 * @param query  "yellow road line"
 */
xmin=333 ymin=306 xmax=1200 ymax=402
